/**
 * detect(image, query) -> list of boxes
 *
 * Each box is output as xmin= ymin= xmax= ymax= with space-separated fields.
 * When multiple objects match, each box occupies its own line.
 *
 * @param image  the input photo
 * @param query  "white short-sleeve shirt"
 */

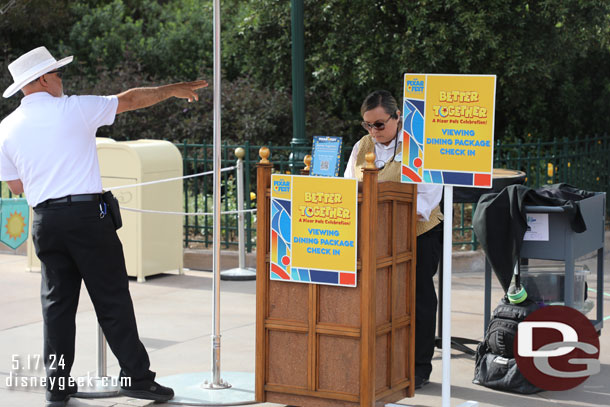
xmin=0 ymin=92 xmax=118 ymax=206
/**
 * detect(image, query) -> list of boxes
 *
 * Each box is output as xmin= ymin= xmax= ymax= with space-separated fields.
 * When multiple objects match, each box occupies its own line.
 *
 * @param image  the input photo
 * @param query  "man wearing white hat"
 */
xmin=0 ymin=46 xmax=208 ymax=407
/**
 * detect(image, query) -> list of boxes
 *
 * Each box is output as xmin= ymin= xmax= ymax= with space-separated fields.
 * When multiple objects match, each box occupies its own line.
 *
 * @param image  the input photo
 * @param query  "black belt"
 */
xmin=36 ymin=194 xmax=101 ymax=208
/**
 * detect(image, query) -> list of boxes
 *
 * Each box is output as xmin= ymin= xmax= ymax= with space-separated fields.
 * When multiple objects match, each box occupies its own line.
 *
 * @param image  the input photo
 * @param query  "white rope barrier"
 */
xmin=119 ymin=207 xmax=257 ymax=216
xmin=109 ymin=164 xmax=256 ymax=216
xmin=108 ymin=166 xmax=237 ymax=191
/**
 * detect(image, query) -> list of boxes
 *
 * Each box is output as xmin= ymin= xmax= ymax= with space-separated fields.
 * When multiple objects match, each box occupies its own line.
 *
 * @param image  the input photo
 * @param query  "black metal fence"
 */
xmin=176 ymin=134 xmax=609 ymax=251
xmin=2 ymin=135 xmax=608 ymax=252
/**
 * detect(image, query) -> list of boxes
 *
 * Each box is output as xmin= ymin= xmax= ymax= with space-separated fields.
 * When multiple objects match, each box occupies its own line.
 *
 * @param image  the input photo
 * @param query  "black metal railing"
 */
xmin=2 ymin=134 xmax=608 ymax=252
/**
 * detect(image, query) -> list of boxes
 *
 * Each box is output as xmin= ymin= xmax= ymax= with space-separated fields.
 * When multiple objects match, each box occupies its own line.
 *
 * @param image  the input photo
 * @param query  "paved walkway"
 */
xmin=0 ymin=250 xmax=608 ymax=407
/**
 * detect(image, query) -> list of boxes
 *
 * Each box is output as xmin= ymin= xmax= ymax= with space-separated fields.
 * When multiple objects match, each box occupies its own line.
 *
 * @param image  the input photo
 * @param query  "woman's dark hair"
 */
xmin=360 ymin=90 xmax=398 ymax=118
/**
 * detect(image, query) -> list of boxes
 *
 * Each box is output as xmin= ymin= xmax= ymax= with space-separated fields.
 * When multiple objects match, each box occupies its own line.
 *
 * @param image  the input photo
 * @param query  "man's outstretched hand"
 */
xmin=116 ymin=79 xmax=209 ymax=114
xmin=170 ymin=80 xmax=209 ymax=103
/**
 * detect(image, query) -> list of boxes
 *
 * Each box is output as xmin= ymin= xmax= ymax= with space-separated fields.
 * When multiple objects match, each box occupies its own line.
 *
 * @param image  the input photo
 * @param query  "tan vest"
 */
xmin=354 ymin=135 xmax=442 ymax=236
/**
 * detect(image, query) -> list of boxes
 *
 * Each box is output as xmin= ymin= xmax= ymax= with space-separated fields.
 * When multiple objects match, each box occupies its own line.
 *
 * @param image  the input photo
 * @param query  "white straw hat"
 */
xmin=3 ymin=46 xmax=73 ymax=98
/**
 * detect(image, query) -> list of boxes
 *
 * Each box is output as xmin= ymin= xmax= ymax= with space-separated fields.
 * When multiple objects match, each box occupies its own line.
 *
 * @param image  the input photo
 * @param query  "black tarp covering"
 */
xmin=473 ymin=184 xmax=593 ymax=292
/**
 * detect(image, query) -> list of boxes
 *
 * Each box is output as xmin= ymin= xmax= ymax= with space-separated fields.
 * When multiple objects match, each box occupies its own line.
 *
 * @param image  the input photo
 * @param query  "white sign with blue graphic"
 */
xmin=524 ymin=213 xmax=549 ymax=241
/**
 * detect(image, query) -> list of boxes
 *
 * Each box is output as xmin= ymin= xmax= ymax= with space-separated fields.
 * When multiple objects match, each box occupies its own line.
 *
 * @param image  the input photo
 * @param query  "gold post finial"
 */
xmin=259 ymin=147 xmax=270 ymax=164
xmin=365 ymin=152 xmax=376 ymax=169
xmin=235 ymin=147 xmax=245 ymax=160
xmin=303 ymin=154 xmax=312 ymax=171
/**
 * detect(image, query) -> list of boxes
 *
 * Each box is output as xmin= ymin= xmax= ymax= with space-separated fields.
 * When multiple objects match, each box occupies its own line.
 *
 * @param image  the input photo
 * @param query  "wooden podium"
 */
xmin=255 ymin=149 xmax=417 ymax=407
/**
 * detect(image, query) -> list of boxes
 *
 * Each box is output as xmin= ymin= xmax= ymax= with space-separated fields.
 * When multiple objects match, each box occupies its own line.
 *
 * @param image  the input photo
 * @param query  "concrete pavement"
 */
xmin=0 ymin=249 xmax=608 ymax=407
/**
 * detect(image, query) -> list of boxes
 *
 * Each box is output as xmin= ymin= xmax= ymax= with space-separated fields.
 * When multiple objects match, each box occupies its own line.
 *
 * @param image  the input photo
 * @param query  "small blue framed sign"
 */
xmin=311 ymin=136 xmax=343 ymax=177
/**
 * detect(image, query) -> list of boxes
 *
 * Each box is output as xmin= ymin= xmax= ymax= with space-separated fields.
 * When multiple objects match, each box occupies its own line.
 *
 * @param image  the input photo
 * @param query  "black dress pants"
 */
xmin=414 ymin=222 xmax=443 ymax=380
xmin=32 ymin=201 xmax=153 ymax=392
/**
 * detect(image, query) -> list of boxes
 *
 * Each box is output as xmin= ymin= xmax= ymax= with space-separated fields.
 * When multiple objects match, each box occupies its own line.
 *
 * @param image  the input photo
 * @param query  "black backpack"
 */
xmin=485 ymin=297 xmax=539 ymax=358
xmin=473 ymin=297 xmax=542 ymax=394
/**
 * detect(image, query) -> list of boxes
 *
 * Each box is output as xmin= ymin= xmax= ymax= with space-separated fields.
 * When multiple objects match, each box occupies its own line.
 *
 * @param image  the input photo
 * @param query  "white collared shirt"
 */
xmin=0 ymin=92 xmax=118 ymax=206
xmin=344 ymin=133 xmax=442 ymax=221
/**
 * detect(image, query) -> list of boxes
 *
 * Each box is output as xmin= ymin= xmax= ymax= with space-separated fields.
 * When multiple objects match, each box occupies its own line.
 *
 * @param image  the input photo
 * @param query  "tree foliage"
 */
xmin=226 ymin=0 xmax=610 ymax=142
xmin=66 ymin=0 xmax=213 ymax=79
xmin=2 ymin=0 xmax=610 ymax=145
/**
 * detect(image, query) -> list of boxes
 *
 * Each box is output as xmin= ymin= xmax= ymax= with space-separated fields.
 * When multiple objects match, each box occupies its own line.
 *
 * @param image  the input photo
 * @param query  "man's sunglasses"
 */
xmin=361 ymin=114 xmax=395 ymax=131
xmin=45 ymin=70 xmax=63 ymax=79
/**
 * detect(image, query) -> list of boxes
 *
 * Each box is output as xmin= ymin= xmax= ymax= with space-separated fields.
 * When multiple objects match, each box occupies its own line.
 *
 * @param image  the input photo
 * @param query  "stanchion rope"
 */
xmin=106 ymin=164 xmax=255 ymax=216
xmin=120 ymin=207 xmax=257 ymax=216
xmin=107 ymin=166 xmax=236 ymax=191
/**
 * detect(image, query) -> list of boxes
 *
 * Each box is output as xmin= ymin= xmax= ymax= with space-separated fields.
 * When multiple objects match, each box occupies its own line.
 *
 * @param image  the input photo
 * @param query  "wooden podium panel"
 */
xmin=256 ymin=152 xmax=417 ymax=407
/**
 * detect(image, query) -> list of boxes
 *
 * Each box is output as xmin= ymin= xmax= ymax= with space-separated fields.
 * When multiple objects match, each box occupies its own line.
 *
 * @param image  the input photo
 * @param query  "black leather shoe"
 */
xmin=414 ymin=375 xmax=430 ymax=390
xmin=45 ymin=383 xmax=78 ymax=407
xmin=119 ymin=379 xmax=174 ymax=402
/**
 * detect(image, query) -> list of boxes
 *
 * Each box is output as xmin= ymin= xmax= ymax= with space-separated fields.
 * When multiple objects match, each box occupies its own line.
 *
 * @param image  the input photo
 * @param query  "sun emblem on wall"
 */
xmin=4 ymin=211 xmax=26 ymax=240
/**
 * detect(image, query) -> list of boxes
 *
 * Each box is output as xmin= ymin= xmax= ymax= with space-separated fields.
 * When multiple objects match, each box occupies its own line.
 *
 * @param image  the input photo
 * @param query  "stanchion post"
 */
xmin=220 ymin=147 xmax=257 ymax=281
xmin=236 ymin=148 xmax=246 ymax=269
xmin=73 ymin=326 xmax=119 ymax=399
xmin=97 ymin=325 xmax=106 ymax=377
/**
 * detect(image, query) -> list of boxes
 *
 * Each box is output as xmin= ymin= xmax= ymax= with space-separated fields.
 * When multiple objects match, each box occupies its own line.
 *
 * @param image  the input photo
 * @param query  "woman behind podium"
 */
xmin=344 ymin=90 xmax=443 ymax=390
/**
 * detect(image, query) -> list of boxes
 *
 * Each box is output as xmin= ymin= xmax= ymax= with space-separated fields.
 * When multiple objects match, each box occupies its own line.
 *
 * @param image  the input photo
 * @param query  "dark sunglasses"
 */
xmin=361 ymin=114 xmax=395 ymax=131
xmin=46 ymin=70 xmax=63 ymax=79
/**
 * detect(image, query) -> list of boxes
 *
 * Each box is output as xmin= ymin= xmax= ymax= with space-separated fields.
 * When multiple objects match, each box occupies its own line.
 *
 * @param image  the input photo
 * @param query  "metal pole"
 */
xmin=289 ymin=0 xmax=307 ymax=172
xmin=442 ymin=185 xmax=453 ymax=406
xmin=154 ymin=0 xmax=256 ymax=401
xmin=73 ymin=327 xmax=119 ymax=398
xmin=290 ymin=0 xmax=305 ymax=141
xmin=210 ymin=0 xmax=227 ymax=389
xmin=97 ymin=325 xmax=106 ymax=377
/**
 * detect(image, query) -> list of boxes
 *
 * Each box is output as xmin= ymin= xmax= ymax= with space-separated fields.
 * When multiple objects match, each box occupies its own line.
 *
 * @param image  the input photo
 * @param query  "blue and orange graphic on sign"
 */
xmin=0 ymin=198 xmax=29 ymax=249
xmin=402 ymin=74 xmax=496 ymax=188
xmin=270 ymin=174 xmax=357 ymax=287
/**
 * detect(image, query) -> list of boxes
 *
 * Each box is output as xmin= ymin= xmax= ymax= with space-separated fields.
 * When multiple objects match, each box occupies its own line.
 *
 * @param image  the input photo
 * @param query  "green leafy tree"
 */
xmin=3 ymin=0 xmax=610 ymax=145
xmin=66 ymin=0 xmax=213 ymax=79
xmin=225 ymin=0 xmax=610 ymax=142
